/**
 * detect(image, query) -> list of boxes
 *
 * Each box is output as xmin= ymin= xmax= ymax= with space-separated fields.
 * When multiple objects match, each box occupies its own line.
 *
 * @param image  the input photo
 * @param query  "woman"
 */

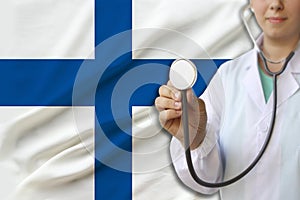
xmin=155 ymin=0 xmax=300 ymax=199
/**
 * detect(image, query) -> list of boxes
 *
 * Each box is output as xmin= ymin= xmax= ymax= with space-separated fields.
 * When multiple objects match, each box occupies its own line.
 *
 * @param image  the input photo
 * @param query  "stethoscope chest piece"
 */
xmin=169 ymin=59 xmax=197 ymax=90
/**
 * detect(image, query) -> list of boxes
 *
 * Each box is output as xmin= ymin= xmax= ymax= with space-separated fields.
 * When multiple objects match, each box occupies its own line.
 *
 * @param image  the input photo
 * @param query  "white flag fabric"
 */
xmin=132 ymin=0 xmax=260 ymax=59
xmin=0 ymin=107 xmax=94 ymax=200
xmin=0 ymin=0 xmax=94 ymax=59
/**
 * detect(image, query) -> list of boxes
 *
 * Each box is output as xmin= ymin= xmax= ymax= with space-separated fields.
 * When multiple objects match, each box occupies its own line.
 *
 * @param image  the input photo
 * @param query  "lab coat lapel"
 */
xmin=243 ymin=38 xmax=300 ymax=116
xmin=264 ymin=49 xmax=300 ymax=115
xmin=243 ymin=50 xmax=266 ymax=112
xmin=276 ymin=51 xmax=300 ymax=107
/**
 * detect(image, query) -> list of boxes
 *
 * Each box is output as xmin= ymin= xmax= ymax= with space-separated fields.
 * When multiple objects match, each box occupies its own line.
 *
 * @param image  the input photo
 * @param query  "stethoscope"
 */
xmin=169 ymin=4 xmax=295 ymax=188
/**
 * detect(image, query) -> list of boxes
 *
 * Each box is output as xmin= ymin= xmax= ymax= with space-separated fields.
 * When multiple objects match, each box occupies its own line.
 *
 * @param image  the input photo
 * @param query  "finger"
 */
xmin=159 ymin=110 xmax=183 ymax=140
xmin=159 ymin=84 xmax=181 ymax=101
xmin=186 ymin=88 xmax=199 ymax=107
xmin=155 ymin=96 xmax=182 ymax=111
xmin=186 ymin=88 xmax=196 ymax=101
xmin=167 ymin=80 xmax=173 ymax=87
xmin=159 ymin=109 xmax=181 ymax=125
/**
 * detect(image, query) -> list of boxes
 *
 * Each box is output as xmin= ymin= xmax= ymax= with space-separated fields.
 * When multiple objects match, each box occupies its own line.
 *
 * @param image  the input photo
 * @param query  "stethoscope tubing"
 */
xmin=182 ymin=52 xmax=293 ymax=188
xmin=181 ymin=4 xmax=295 ymax=188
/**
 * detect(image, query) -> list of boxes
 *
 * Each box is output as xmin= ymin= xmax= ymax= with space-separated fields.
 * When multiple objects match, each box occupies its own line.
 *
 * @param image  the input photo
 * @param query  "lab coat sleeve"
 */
xmin=170 ymin=70 xmax=225 ymax=195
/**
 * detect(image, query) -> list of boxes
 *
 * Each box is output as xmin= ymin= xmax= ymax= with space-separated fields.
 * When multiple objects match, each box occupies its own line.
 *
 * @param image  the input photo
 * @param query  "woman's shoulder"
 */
xmin=218 ymin=49 xmax=256 ymax=75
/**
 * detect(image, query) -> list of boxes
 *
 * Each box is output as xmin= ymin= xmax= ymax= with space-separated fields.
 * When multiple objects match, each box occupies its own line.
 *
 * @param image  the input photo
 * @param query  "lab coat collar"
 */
xmin=243 ymin=35 xmax=300 ymax=114
xmin=275 ymin=42 xmax=300 ymax=108
xmin=276 ymin=37 xmax=300 ymax=108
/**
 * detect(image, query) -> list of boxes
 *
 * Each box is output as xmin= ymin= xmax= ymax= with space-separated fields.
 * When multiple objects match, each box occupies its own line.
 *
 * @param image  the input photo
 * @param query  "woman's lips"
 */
xmin=266 ymin=17 xmax=287 ymax=24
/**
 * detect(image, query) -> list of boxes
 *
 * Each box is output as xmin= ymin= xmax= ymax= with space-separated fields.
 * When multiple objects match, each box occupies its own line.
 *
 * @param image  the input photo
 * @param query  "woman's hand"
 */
xmin=155 ymin=81 xmax=207 ymax=150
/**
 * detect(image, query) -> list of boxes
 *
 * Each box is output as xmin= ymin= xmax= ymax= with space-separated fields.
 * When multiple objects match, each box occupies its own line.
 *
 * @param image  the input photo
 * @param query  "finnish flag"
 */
xmin=0 ymin=0 xmax=258 ymax=199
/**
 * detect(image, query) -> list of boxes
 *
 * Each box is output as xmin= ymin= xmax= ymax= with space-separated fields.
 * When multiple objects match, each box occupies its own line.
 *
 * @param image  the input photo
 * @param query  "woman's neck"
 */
xmin=259 ymin=35 xmax=299 ymax=74
xmin=262 ymin=35 xmax=299 ymax=62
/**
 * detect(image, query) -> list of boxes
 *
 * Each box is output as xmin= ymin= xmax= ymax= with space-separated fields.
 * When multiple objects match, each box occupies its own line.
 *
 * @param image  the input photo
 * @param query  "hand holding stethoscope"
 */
xmin=155 ymin=57 xmax=277 ymax=188
xmin=155 ymin=59 xmax=207 ymax=151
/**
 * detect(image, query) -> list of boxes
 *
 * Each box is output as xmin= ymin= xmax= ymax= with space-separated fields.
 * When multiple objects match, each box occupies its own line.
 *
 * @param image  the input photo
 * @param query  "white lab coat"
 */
xmin=170 ymin=38 xmax=300 ymax=200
